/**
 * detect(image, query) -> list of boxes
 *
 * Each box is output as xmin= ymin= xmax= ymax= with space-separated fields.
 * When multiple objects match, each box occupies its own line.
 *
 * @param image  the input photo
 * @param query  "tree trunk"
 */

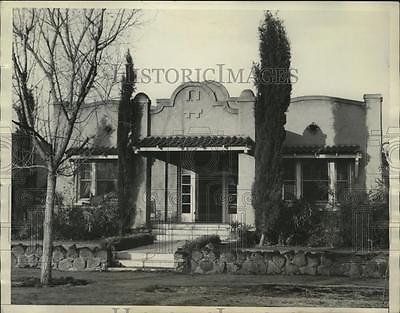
xmin=258 ymin=233 xmax=265 ymax=247
xmin=40 ymin=169 xmax=57 ymax=286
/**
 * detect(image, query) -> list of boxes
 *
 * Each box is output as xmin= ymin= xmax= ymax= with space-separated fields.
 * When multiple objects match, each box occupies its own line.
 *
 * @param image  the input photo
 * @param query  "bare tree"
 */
xmin=12 ymin=8 xmax=141 ymax=285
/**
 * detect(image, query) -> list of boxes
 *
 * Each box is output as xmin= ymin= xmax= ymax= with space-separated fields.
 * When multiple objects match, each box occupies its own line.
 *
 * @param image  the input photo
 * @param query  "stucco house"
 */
xmin=57 ymin=81 xmax=383 ymax=239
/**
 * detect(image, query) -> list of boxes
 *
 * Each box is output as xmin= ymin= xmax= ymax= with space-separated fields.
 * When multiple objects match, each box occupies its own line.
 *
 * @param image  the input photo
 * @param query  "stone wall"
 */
xmin=174 ymin=243 xmax=388 ymax=278
xmin=11 ymin=243 xmax=109 ymax=271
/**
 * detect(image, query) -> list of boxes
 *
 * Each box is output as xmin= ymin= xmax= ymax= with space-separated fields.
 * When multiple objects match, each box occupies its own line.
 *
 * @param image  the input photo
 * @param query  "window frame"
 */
xmin=282 ymin=157 xmax=354 ymax=206
xmin=75 ymin=157 xmax=118 ymax=203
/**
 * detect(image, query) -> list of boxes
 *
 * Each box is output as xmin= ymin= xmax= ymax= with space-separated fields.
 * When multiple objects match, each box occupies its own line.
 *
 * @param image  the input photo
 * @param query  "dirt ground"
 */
xmin=11 ymin=268 xmax=388 ymax=307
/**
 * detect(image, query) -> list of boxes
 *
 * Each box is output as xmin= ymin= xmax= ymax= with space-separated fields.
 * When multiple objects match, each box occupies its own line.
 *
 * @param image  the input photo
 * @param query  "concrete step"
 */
xmin=108 ymin=266 xmax=175 ymax=272
xmin=153 ymin=223 xmax=231 ymax=230
xmin=155 ymin=233 xmax=230 ymax=241
xmin=115 ymin=251 xmax=175 ymax=262
xmin=153 ymin=228 xmax=230 ymax=234
xmin=118 ymin=259 xmax=175 ymax=269
xmin=153 ymin=227 xmax=231 ymax=241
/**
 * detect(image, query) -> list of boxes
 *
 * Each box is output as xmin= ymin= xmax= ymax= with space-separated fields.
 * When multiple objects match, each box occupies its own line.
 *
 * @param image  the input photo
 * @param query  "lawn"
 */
xmin=12 ymin=268 xmax=388 ymax=307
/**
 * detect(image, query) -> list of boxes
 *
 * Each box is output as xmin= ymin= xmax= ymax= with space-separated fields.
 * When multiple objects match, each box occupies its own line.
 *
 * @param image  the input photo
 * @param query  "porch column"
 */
xmin=145 ymin=157 xmax=153 ymax=226
xmin=237 ymin=153 xmax=255 ymax=226
xmin=295 ymin=160 xmax=302 ymax=199
xmin=164 ymin=161 xmax=169 ymax=221
xmin=222 ymin=170 xmax=227 ymax=224
xmin=328 ymin=161 xmax=336 ymax=206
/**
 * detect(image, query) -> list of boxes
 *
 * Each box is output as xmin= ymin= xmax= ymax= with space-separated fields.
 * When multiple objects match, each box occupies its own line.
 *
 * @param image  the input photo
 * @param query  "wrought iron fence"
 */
xmin=352 ymin=207 xmax=389 ymax=252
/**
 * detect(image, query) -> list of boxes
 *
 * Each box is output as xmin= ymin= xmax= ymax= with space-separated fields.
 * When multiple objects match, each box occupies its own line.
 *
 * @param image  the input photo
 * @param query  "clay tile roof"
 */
xmin=67 ymin=146 xmax=118 ymax=156
xmin=137 ymin=135 xmax=254 ymax=149
xmin=282 ymin=145 xmax=361 ymax=154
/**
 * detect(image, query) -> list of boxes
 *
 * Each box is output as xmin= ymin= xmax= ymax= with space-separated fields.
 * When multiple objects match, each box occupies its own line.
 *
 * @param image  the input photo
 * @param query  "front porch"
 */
xmin=135 ymin=135 xmax=255 ymax=229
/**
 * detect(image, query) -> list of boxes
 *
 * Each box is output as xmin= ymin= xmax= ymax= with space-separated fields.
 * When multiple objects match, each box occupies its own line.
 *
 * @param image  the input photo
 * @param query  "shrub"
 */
xmin=101 ymin=233 xmax=155 ymax=251
xmin=271 ymin=199 xmax=323 ymax=246
xmin=179 ymin=235 xmax=221 ymax=254
xmin=12 ymin=205 xmax=46 ymax=240
xmin=231 ymin=222 xmax=260 ymax=247
xmin=53 ymin=192 xmax=120 ymax=240
xmin=338 ymin=186 xmax=389 ymax=250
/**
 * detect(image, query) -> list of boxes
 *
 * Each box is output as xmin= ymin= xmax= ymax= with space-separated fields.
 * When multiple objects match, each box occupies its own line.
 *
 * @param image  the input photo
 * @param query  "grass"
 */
xmin=12 ymin=268 xmax=388 ymax=307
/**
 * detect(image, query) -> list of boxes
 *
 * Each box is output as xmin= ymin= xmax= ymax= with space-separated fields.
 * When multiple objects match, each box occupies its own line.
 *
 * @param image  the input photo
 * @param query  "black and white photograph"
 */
xmin=1 ymin=1 xmax=399 ymax=312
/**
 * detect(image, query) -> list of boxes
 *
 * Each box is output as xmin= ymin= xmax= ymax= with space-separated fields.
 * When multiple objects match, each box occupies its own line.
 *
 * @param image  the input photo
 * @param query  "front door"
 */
xmin=198 ymin=177 xmax=223 ymax=223
xmin=180 ymin=169 xmax=196 ymax=223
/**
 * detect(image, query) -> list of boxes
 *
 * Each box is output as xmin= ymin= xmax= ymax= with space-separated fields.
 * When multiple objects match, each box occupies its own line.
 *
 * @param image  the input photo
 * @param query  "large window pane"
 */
xmin=182 ymin=175 xmax=191 ymax=185
xmin=79 ymin=163 xmax=91 ymax=179
xmin=97 ymin=180 xmax=117 ymax=196
xmin=182 ymin=185 xmax=191 ymax=194
xmin=182 ymin=194 xmax=191 ymax=204
xmin=303 ymin=181 xmax=329 ymax=201
xmin=336 ymin=160 xmax=350 ymax=198
xmin=96 ymin=162 xmax=118 ymax=179
xmin=302 ymin=159 xmax=328 ymax=201
xmin=283 ymin=182 xmax=296 ymax=200
xmin=79 ymin=163 xmax=91 ymax=198
xmin=283 ymin=160 xmax=296 ymax=180
xmin=96 ymin=161 xmax=118 ymax=196
xmin=182 ymin=204 xmax=191 ymax=213
xmin=283 ymin=160 xmax=296 ymax=200
xmin=302 ymin=159 xmax=328 ymax=180
xmin=80 ymin=181 xmax=91 ymax=198
xmin=228 ymin=183 xmax=237 ymax=214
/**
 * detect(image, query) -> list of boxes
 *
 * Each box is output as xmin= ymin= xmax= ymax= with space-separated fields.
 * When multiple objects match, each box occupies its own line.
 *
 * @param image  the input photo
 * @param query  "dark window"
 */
xmin=283 ymin=160 xmax=296 ymax=200
xmin=79 ymin=163 xmax=92 ymax=199
xmin=182 ymin=204 xmax=191 ymax=213
xmin=336 ymin=160 xmax=350 ymax=199
xmin=228 ymin=183 xmax=237 ymax=214
xmin=302 ymin=159 xmax=329 ymax=201
xmin=96 ymin=162 xmax=118 ymax=196
xmin=181 ymin=173 xmax=192 ymax=214
xmin=78 ymin=160 xmax=117 ymax=200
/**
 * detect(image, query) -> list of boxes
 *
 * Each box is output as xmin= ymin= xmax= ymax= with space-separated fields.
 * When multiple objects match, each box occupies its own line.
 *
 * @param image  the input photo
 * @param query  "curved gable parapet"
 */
xmin=203 ymin=80 xmax=230 ymax=101
xmin=149 ymin=81 xmax=239 ymax=115
xmin=171 ymin=81 xmax=219 ymax=104
xmin=290 ymin=95 xmax=365 ymax=107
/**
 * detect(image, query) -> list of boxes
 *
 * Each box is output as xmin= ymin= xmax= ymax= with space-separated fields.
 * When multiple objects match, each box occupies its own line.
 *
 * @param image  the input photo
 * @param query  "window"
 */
xmin=79 ymin=163 xmax=92 ymax=199
xmin=77 ymin=160 xmax=118 ymax=200
xmin=96 ymin=162 xmax=118 ymax=195
xmin=336 ymin=160 xmax=350 ymax=199
xmin=227 ymin=181 xmax=237 ymax=214
xmin=181 ymin=172 xmax=192 ymax=213
xmin=302 ymin=159 xmax=329 ymax=201
xmin=282 ymin=158 xmax=353 ymax=204
xmin=283 ymin=160 xmax=296 ymax=200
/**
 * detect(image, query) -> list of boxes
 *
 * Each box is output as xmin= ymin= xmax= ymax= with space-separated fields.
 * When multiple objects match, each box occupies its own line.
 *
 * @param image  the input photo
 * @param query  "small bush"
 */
xmin=179 ymin=235 xmax=221 ymax=254
xmin=53 ymin=192 xmax=120 ymax=240
xmin=271 ymin=199 xmax=323 ymax=245
xmin=338 ymin=186 xmax=389 ymax=249
xmin=231 ymin=222 xmax=260 ymax=247
xmin=101 ymin=233 xmax=154 ymax=251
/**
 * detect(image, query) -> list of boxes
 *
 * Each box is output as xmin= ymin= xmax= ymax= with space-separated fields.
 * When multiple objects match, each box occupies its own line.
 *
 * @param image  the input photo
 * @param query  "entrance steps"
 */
xmin=113 ymin=241 xmax=184 ymax=270
xmin=152 ymin=223 xmax=231 ymax=241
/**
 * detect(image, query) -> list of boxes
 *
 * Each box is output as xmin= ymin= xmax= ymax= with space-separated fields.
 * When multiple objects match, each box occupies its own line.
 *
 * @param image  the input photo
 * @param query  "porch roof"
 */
xmin=135 ymin=135 xmax=254 ymax=152
xmin=282 ymin=144 xmax=362 ymax=158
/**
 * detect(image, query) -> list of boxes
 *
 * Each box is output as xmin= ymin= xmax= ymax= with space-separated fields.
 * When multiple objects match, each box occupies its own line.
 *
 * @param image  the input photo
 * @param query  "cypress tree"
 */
xmin=117 ymin=50 xmax=137 ymax=234
xmin=252 ymin=11 xmax=292 ymax=246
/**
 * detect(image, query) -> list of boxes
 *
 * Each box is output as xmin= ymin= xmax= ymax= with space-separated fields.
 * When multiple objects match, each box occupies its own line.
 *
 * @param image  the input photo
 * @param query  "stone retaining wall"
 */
xmin=11 ymin=243 xmax=109 ymax=271
xmin=174 ymin=243 xmax=388 ymax=278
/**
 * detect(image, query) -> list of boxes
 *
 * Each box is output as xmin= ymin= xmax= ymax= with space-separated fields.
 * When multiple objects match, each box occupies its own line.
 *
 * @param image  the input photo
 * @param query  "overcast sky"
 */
xmin=120 ymin=5 xmax=396 ymax=129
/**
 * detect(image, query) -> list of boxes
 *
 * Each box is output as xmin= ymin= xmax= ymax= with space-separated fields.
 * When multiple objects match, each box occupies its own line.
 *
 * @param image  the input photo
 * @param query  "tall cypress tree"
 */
xmin=252 ymin=11 xmax=292 ymax=246
xmin=117 ymin=50 xmax=137 ymax=234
